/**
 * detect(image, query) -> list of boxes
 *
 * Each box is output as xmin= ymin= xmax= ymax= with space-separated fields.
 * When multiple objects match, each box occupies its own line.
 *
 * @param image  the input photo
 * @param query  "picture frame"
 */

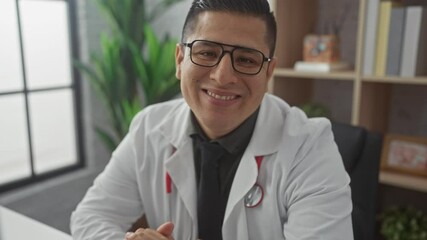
xmin=381 ymin=134 xmax=427 ymax=178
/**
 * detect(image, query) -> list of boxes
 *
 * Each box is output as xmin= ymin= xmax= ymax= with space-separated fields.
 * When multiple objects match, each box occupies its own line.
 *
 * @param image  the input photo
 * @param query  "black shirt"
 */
xmin=190 ymin=108 xmax=259 ymax=206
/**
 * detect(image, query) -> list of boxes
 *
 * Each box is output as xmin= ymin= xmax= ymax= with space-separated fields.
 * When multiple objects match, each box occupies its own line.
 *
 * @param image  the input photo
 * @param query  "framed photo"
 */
xmin=381 ymin=134 xmax=427 ymax=178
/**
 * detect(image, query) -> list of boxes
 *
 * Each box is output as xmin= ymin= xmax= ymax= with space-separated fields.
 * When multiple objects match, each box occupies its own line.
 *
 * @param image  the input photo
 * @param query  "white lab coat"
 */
xmin=71 ymin=94 xmax=353 ymax=240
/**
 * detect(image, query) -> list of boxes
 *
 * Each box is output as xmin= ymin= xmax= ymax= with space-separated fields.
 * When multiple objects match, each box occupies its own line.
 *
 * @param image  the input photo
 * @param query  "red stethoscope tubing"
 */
xmin=245 ymin=156 xmax=264 ymax=208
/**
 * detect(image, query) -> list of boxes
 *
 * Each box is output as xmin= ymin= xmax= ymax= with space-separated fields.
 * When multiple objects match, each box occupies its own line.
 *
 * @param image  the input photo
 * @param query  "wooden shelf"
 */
xmin=362 ymin=76 xmax=427 ymax=85
xmin=274 ymin=68 xmax=355 ymax=81
xmin=379 ymin=170 xmax=427 ymax=193
xmin=271 ymin=0 xmax=427 ymax=195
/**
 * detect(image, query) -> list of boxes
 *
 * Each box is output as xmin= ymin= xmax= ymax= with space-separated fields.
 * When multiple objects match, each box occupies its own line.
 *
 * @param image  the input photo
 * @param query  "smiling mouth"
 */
xmin=205 ymin=90 xmax=239 ymax=101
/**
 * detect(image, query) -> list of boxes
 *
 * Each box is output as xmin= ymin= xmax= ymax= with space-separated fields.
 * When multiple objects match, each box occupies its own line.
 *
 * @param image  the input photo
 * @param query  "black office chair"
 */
xmin=331 ymin=122 xmax=383 ymax=240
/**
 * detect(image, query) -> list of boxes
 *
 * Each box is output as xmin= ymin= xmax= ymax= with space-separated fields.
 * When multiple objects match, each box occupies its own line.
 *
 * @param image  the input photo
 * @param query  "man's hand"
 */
xmin=125 ymin=222 xmax=174 ymax=240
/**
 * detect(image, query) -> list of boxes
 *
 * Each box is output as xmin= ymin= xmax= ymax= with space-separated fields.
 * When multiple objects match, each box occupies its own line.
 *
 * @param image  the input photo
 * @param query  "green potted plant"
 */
xmin=379 ymin=205 xmax=427 ymax=240
xmin=76 ymin=0 xmax=183 ymax=151
xmin=299 ymin=102 xmax=331 ymax=119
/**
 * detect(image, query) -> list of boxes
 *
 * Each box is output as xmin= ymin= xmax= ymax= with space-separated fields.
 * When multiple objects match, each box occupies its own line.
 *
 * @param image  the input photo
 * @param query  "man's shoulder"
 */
xmin=129 ymin=98 xmax=187 ymax=129
xmin=261 ymin=93 xmax=332 ymax=142
xmin=263 ymin=93 xmax=330 ymax=128
xmin=145 ymin=97 xmax=186 ymax=113
xmin=142 ymin=97 xmax=185 ymax=115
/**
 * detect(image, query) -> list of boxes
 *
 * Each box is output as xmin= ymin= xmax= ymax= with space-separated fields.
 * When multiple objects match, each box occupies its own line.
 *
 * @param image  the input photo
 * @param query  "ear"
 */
xmin=266 ymin=57 xmax=277 ymax=83
xmin=175 ymin=43 xmax=184 ymax=80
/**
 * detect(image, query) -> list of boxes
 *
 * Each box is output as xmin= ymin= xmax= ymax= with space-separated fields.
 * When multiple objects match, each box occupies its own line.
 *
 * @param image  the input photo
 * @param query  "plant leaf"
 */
xmin=94 ymin=126 xmax=119 ymax=152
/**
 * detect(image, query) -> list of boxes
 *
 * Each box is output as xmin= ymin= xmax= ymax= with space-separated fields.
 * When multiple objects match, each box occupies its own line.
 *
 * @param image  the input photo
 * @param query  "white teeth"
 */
xmin=206 ymin=90 xmax=237 ymax=101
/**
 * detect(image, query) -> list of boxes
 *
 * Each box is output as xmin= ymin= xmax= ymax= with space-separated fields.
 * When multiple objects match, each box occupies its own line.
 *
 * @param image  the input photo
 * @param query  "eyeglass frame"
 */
xmin=181 ymin=39 xmax=272 ymax=75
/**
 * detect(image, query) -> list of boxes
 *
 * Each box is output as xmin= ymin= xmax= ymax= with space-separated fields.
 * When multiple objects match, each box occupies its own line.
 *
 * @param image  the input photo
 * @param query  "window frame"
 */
xmin=0 ymin=0 xmax=85 ymax=193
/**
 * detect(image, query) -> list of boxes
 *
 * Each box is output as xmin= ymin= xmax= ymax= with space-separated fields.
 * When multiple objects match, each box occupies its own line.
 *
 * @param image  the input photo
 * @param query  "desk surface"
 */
xmin=0 ymin=206 xmax=72 ymax=240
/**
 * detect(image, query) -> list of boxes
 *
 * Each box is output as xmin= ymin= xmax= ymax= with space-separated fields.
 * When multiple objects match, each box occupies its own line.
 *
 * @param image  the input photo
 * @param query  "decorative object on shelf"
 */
xmin=379 ymin=205 xmax=427 ymax=240
xmin=293 ymin=1 xmax=353 ymax=73
xmin=295 ymin=34 xmax=350 ymax=72
xmin=303 ymin=34 xmax=340 ymax=63
xmin=299 ymin=102 xmax=331 ymax=119
xmin=381 ymin=134 xmax=427 ymax=178
xmin=75 ymin=0 xmax=183 ymax=151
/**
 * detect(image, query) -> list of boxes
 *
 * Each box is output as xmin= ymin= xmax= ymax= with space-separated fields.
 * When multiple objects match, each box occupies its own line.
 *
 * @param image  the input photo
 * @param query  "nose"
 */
xmin=209 ymin=52 xmax=238 ymax=85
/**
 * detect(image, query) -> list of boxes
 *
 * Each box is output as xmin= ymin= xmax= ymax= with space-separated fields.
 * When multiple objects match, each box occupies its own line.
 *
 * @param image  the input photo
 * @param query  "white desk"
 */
xmin=0 ymin=206 xmax=72 ymax=240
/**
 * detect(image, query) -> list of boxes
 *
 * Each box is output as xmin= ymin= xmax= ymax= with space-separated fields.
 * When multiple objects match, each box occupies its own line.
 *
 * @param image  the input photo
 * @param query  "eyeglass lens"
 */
xmin=190 ymin=40 xmax=266 ymax=75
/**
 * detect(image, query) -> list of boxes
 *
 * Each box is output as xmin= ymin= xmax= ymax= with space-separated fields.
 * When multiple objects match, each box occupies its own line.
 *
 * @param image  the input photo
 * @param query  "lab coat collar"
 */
xmin=249 ymin=93 xmax=284 ymax=156
xmin=160 ymin=99 xmax=193 ymax=149
xmin=160 ymin=94 xmax=284 ymax=156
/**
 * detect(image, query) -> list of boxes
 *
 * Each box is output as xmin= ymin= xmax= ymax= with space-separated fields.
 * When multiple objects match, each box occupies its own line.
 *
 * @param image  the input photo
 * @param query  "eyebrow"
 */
xmin=198 ymin=39 xmax=261 ymax=52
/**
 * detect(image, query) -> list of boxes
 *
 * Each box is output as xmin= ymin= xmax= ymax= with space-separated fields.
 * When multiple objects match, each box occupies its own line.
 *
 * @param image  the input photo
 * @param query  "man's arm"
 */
xmin=282 ymin=120 xmax=354 ymax=239
xmin=71 ymin=133 xmax=144 ymax=240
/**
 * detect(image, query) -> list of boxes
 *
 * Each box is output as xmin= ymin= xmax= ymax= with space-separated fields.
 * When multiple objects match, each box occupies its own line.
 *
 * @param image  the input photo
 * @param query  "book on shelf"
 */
xmin=400 ymin=6 xmax=427 ymax=77
xmin=362 ymin=0 xmax=380 ymax=75
xmin=293 ymin=61 xmax=350 ymax=73
xmin=386 ymin=5 xmax=406 ymax=76
xmin=375 ymin=1 xmax=401 ymax=76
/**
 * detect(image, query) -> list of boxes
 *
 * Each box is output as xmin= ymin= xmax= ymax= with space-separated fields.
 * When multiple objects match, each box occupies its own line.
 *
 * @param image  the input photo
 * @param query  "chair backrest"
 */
xmin=331 ymin=122 xmax=383 ymax=240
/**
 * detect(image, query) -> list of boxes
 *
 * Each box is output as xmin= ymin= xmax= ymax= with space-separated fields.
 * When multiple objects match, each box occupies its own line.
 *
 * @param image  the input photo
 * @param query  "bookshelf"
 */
xmin=269 ymin=0 xmax=427 ymax=192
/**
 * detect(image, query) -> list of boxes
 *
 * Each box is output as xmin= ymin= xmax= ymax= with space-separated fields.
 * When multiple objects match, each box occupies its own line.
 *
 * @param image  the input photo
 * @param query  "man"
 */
xmin=71 ymin=0 xmax=354 ymax=239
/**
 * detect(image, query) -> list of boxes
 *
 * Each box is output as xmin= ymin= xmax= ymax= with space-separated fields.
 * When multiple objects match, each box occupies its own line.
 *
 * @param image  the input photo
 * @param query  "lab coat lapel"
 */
xmin=222 ymin=94 xmax=284 ymax=238
xmin=161 ymin=102 xmax=198 ymax=228
xmin=164 ymin=141 xmax=197 ymax=226
xmin=222 ymin=151 xmax=257 ymax=239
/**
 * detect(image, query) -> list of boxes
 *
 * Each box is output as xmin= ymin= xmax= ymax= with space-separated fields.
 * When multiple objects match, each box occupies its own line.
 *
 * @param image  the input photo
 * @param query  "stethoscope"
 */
xmin=165 ymin=154 xmax=265 ymax=208
xmin=244 ymin=156 xmax=264 ymax=208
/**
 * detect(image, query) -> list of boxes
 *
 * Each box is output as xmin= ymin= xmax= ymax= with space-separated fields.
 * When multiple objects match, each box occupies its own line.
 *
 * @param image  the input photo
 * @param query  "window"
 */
xmin=0 ymin=0 xmax=83 ymax=192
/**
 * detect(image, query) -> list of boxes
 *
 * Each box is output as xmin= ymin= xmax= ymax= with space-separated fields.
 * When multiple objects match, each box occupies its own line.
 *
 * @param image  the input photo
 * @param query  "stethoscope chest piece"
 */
xmin=244 ymin=183 xmax=264 ymax=208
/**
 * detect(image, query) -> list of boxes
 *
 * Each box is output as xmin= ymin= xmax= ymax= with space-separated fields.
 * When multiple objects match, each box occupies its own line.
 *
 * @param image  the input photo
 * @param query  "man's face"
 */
xmin=175 ymin=11 xmax=276 ymax=139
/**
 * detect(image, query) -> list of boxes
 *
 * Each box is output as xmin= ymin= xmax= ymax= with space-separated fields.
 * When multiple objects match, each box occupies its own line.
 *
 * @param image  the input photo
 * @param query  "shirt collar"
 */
xmin=190 ymin=108 xmax=259 ymax=154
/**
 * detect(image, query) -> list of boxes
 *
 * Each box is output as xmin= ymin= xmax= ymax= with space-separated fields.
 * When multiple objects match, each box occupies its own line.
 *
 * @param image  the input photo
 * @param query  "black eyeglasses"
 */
xmin=182 ymin=40 xmax=272 ymax=75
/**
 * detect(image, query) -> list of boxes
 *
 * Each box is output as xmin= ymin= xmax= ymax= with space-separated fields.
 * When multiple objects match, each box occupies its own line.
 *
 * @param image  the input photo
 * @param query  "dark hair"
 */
xmin=181 ymin=0 xmax=277 ymax=57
